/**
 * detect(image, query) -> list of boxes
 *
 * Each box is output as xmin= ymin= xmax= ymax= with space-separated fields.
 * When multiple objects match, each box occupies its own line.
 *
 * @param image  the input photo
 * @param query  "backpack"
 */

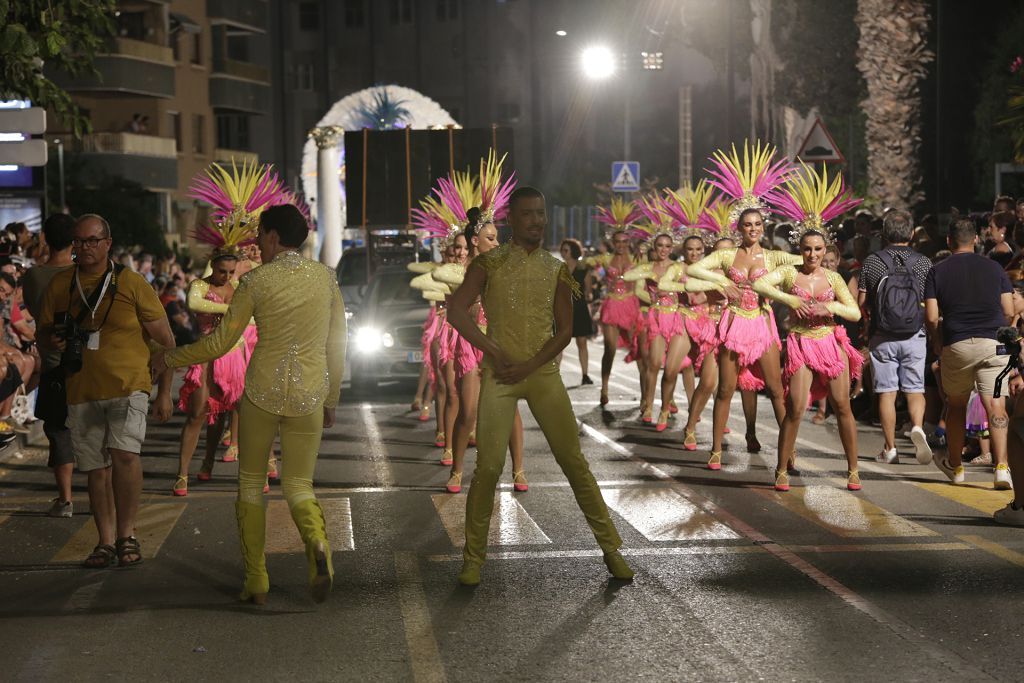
xmin=874 ymin=250 xmax=924 ymax=336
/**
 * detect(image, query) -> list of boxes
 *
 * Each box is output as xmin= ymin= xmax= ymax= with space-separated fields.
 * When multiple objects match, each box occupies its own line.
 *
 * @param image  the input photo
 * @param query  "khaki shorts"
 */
xmin=67 ymin=391 xmax=149 ymax=471
xmin=940 ymin=338 xmax=1009 ymax=399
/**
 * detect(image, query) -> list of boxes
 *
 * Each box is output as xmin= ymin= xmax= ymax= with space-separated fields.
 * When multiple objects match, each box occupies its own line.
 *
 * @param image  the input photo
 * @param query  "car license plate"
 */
xmin=407 ymin=350 xmax=423 ymax=363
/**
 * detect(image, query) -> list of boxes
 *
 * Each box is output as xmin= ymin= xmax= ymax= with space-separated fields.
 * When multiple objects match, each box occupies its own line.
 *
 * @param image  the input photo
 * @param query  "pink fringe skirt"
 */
xmin=177 ymin=344 xmax=247 ymax=424
xmin=685 ymin=313 xmax=718 ymax=371
xmin=719 ymin=307 xmax=781 ymax=392
xmin=600 ymin=296 xmax=640 ymax=349
xmin=242 ymin=325 xmax=258 ymax=360
xmin=421 ymin=308 xmax=443 ymax=386
xmin=784 ymin=326 xmax=864 ymax=403
xmin=966 ymin=391 xmax=988 ymax=435
xmin=455 ymin=334 xmax=483 ymax=378
xmin=646 ymin=308 xmax=685 ymax=344
xmin=437 ymin=322 xmax=458 ymax=367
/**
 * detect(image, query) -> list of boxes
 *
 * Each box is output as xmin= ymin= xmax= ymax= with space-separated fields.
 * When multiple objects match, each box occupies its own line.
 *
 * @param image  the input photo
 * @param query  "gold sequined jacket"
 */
xmin=474 ymin=242 xmax=580 ymax=365
xmin=166 ymin=251 xmax=347 ymax=416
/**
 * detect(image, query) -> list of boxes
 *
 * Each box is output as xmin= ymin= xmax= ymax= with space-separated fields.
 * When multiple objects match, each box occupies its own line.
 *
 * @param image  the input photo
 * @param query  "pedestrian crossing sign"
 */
xmin=611 ymin=161 xmax=640 ymax=192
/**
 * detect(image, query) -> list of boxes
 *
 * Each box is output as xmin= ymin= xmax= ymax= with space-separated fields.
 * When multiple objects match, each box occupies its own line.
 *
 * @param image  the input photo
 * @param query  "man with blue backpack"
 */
xmin=858 ymin=209 xmax=934 ymax=466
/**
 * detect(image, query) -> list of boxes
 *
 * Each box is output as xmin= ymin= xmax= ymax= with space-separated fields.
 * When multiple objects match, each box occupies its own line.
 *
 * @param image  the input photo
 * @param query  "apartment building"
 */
xmin=48 ymin=0 xmax=273 ymax=247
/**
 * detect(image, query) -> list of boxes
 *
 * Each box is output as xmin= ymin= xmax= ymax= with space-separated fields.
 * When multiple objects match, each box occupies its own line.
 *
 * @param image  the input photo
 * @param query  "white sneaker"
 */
xmin=934 ymin=457 xmax=965 ymax=484
xmin=875 ymin=447 xmax=898 ymax=464
xmin=47 ymin=498 xmax=73 ymax=518
xmin=994 ymin=464 xmax=1014 ymax=490
xmin=994 ymin=502 xmax=1024 ymax=526
xmin=909 ymin=426 xmax=933 ymax=465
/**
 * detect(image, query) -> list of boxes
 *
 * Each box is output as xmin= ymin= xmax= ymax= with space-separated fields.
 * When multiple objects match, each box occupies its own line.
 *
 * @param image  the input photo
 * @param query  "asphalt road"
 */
xmin=3 ymin=341 xmax=1024 ymax=682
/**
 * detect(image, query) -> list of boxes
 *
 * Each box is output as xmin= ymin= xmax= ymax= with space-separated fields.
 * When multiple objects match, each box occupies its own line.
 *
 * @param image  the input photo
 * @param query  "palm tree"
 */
xmin=855 ymin=0 xmax=934 ymax=210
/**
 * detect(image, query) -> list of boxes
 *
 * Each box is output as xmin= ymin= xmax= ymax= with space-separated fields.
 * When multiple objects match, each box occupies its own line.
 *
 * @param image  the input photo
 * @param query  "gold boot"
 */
xmin=289 ymin=499 xmax=333 ymax=603
xmin=235 ymin=501 xmax=269 ymax=604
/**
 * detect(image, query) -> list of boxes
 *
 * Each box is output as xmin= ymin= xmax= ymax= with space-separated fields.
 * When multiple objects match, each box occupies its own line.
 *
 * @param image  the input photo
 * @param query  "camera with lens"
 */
xmin=58 ymin=316 xmax=90 ymax=375
xmin=994 ymin=326 xmax=1023 ymax=398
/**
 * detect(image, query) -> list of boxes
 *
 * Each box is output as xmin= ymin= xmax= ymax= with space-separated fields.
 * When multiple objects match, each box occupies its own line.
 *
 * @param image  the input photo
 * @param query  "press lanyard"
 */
xmin=74 ymin=261 xmax=114 ymax=323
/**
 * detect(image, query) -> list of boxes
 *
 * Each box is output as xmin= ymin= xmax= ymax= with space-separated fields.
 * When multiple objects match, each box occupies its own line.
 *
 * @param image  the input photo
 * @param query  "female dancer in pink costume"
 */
xmin=685 ymin=142 xmax=801 ymax=471
xmin=756 ymin=165 xmax=864 ymax=491
xmin=660 ymin=201 xmax=758 ymax=453
xmin=412 ymin=155 xmax=526 ymax=492
xmin=172 ymin=255 xmax=247 ymax=496
xmin=589 ymin=197 xmax=645 ymax=407
xmin=624 ymin=194 xmax=691 ymax=429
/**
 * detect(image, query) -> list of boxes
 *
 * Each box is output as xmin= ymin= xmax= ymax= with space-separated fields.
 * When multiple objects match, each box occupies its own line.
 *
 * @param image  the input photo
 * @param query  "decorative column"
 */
xmin=309 ymin=125 xmax=345 ymax=266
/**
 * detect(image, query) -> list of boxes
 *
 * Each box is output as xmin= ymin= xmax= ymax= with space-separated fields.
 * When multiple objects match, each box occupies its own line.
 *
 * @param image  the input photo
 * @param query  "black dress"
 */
xmin=570 ymin=265 xmax=595 ymax=338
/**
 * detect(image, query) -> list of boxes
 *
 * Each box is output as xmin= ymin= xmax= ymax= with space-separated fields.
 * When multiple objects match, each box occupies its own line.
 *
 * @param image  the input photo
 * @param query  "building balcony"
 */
xmin=209 ymin=68 xmax=270 ymax=114
xmin=214 ymin=148 xmax=258 ymax=165
xmin=48 ymin=38 xmax=175 ymax=98
xmin=60 ymin=133 xmax=178 ymax=191
xmin=207 ymin=0 xmax=267 ymax=33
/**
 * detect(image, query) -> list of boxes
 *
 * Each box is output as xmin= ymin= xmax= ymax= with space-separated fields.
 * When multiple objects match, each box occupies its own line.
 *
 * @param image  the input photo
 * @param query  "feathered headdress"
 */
xmin=595 ymin=196 xmax=642 ymax=238
xmin=766 ymin=163 xmax=862 ymax=245
xmin=475 ymin=150 xmax=517 ymax=228
xmin=663 ymin=180 xmax=715 ymax=244
xmin=706 ymin=140 xmax=794 ymax=228
xmin=631 ymin=192 xmax=678 ymax=249
xmin=695 ymin=197 xmax=739 ymax=247
xmin=189 ymin=159 xmax=293 ymax=258
xmin=411 ymin=169 xmax=480 ymax=247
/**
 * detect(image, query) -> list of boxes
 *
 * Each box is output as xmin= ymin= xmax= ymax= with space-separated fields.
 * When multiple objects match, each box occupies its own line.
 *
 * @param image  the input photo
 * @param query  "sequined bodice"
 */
xmin=647 ymin=265 xmax=679 ymax=309
xmin=605 ymin=262 xmax=635 ymax=297
xmin=727 ymin=266 xmax=768 ymax=311
xmin=790 ymin=282 xmax=836 ymax=327
xmin=481 ymin=243 xmax=568 ymax=363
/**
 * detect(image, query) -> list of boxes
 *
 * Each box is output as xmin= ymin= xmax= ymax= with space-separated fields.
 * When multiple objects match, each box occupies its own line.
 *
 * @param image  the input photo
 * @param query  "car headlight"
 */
xmin=382 ymin=332 xmax=395 ymax=348
xmin=354 ymin=327 xmax=383 ymax=353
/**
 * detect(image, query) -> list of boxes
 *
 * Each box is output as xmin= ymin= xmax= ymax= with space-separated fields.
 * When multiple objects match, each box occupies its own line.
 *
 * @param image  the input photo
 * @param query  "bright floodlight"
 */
xmin=581 ymin=45 xmax=616 ymax=80
xmin=555 ymin=29 xmax=567 ymax=37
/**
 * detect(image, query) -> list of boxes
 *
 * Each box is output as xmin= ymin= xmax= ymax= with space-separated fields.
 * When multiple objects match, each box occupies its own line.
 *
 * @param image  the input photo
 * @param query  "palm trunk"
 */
xmin=855 ymin=0 xmax=934 ymax=210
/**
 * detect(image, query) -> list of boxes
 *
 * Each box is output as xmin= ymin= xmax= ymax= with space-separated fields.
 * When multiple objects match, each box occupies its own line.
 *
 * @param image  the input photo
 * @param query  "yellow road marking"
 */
xmin=602 ymin=487 xmax=740 ymax=541
xmin=394 ymin=551 xmax=447 ymax=683
xmin=431 ymin=492 xmax=550 ymax=548
xmin=755 ymin=484 xmax=938 ymax=537
xmin=264 ymin=498 xmax=355 ymax=554
xmin=912 ymin=482 xmax=1013 ymax=516
xmin=958 ymin=534 xmax=1024 ymax=568
xmin=51 ymin=501 xmax=186 ymax=562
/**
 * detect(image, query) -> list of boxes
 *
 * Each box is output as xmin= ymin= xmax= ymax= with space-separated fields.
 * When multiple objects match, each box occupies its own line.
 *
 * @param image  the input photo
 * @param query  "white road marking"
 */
xmin=431 ymin=492 xmax=551 ymax=548
xmin=361 ymin=402 xmax=394 ymax=487
xmin=603 ymin=487 xmax=740 ymax=541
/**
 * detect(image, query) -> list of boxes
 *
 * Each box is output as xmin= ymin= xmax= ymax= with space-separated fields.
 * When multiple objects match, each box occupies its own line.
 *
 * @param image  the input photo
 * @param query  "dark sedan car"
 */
xmin=347 ymin=265 xmax=432 ymax=390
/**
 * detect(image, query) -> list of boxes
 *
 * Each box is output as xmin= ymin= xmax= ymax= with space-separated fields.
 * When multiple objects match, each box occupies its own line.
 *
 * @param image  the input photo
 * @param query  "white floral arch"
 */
xmin=301 ymin=85 xmax=458 ymax=234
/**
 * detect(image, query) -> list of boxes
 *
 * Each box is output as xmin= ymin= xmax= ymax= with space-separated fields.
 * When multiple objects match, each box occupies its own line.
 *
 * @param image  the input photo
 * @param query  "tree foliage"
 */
xmin=971 ymin=7 xmax=1024 ymax=203
xmin=0 ymin=0 xmax=115 ymax=137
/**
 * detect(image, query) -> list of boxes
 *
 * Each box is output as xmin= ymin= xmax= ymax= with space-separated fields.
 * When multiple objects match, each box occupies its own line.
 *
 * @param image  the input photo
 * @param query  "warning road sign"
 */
xmin=611 ymin=161 xmax=640 ymax=192
xmin=795 ymin=117 xmax=843 ymax=163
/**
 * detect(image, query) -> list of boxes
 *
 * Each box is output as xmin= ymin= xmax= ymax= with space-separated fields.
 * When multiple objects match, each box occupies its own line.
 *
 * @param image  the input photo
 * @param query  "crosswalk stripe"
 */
xmin=264 ymin=498 xmax=355 ymax=554
xmin=911 ymin=482 xmax=1013 ymax=516
xmin=51 ymin=501 xmax=186 ymax=563
xmin=958 ymin=534 xmax=1024 ymax=568
xmin=431 ymin=492 xmax=551 ymax=548
xmin=602 ymin=487 xmax=741 ymax=541
xmin=754 ymin=485 xmax=938 ymax=538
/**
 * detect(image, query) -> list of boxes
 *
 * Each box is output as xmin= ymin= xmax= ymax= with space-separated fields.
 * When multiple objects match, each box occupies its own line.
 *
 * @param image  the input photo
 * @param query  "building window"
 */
xmin=227 ymin=34 xmax=249 ymax=61
xmin=191 ymin=32 xmax=202 ymax=65
xmin=216 ymin=114 xmax=250 ymax=150
xmin=298 ymin=2 xmax=319 ymax=31
xmin=344 ymin=0 xmax=364 ymax=27
xmin=390 ymin=0 xmax=412 ymax=24
xmin=295 ymin=63 xmax=315 ymax=91
xmin=171 ymin=32 xmax=182 ymax=62
xmin=168 ymin=112 xmax=182 ymax=153
xmin=192 ymin=114 xmax=205 ymax=155
xmin=436 ymin=0 xmax=458 ymax=21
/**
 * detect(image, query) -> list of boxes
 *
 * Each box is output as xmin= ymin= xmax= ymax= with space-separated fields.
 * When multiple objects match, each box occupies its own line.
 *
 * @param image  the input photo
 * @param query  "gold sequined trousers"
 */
xmin=237 ymin=395 xmax=323 ymax=509
xmin=463 ymin=364 xmax=622 ymax=565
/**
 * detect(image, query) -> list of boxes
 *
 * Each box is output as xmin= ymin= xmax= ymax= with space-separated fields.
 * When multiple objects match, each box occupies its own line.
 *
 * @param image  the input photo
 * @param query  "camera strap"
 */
xmin=68 ymin=261 xmax=122 ymax=331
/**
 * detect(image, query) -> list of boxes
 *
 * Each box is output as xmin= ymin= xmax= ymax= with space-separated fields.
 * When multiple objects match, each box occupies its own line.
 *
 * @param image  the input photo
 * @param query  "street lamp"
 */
xmin=581 ymin=45 xmax=616 ymax=80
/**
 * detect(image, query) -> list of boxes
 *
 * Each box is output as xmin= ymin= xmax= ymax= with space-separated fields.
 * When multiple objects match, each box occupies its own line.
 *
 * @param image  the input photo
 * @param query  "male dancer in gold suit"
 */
xmin=447 ymin=186 xmax=634 ymax=585
xmin=153 ymin=204 xmax=346 ymax=604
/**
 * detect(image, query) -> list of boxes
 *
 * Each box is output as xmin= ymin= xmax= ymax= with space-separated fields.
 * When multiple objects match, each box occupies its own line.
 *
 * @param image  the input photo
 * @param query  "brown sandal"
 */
xmin=115 ymin=536 xmax=143 ymax=567
xmin=83 ymin=544 xmax=117 ymax=569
